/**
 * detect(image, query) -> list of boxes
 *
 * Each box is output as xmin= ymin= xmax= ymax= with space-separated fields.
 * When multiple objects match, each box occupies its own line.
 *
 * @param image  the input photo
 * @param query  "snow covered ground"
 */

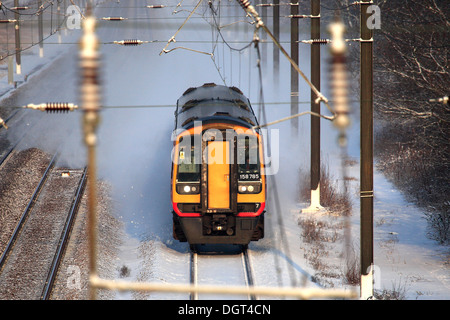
xmin=370 ymin=170 xmax=449 ymax=299
xmin=0 ymin=0 xmax=448 ymax=300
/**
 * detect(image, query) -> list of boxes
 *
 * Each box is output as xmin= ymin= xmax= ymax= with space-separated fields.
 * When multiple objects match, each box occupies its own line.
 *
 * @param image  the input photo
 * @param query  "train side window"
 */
xmin=177 ymin=136 xmax=201 ymax=182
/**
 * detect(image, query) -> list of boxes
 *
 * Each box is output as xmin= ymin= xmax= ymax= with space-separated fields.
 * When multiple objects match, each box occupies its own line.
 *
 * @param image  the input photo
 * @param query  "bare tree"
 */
xmin=373 ymin=0 xmax=449 ymax=244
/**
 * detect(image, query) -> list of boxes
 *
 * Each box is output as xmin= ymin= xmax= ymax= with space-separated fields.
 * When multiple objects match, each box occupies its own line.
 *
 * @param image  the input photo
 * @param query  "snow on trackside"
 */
xmin=1 ymin=0 xmax=447 ymax=300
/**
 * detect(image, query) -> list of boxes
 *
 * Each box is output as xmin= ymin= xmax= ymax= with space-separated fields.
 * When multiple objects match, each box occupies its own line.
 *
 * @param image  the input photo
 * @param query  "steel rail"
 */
xmin=0 ymin=152 xmax=58 ymax=272
xmin=189 ymin=250 xmax=198 ymax=300
xmin=189 ymin=245 xmax=256 ymax=300
xmin=241 ymin=245 xmax=256 ymax=300
xmin=0 ymin=144 xmax=16 ymax=169
xmin=41 ymin=167 xmax=88 ymax=300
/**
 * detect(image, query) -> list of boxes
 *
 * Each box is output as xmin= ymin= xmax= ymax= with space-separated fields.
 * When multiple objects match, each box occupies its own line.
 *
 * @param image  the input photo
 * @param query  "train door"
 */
xmin=207 ymin=140 xmax=230 ymax=209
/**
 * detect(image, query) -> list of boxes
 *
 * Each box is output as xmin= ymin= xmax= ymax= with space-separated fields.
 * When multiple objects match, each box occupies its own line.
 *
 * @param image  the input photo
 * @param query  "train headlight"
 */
xmin=238 ymin=183 xmax=261 ymax=194
xmin=177 ymin=183 xmax=200 ymax=194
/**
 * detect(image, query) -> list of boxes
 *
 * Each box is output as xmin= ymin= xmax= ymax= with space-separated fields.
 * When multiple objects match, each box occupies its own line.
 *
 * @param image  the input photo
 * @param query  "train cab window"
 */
xmin=177 ymin=136 xmax=201 ymax=182
xmin=237 ymin=136 xmax=260 ymax=181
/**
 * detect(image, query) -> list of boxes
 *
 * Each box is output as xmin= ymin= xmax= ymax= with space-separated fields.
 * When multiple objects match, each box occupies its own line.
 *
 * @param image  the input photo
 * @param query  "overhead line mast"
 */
xmin=302 ymin=0 xmax=323 ymax=213
xmin=309 ymin=0 xmax=322 ymax=212
xmin=290 ymin=0 xmax=299 ymax=137
xmin=359 ymin=0 xmax=374 ymax=300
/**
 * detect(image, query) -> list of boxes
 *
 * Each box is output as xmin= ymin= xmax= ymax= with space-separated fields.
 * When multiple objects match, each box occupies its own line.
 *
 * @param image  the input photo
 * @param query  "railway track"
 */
xmin=0 ymin=111 xmax=23 ymax=167
xmin=41 ymin=167 xmax=87 ymax=299
xmin=0 ymin=109 xmax=45 ymax=168
xmin=189 ymin=245 xmax=256 ymax=300
xmin=0 ymin=152 xmax=87 ymax=300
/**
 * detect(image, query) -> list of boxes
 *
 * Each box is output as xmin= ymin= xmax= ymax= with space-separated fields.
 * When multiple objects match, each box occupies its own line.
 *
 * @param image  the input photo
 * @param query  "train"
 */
xmin=171 ymin=83 xmax=266 ymax=245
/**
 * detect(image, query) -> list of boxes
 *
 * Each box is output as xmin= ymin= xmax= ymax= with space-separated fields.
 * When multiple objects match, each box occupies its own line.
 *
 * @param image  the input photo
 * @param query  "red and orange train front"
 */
xmin=171 ymin=122 xmax=265 ymax=245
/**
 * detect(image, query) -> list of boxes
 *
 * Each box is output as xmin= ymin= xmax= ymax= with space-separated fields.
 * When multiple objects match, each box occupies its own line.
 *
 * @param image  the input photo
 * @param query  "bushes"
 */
xmin=299 ymin=162 xmax=352 ymax=217
xmin=373 ymin=0 xmax=449 ymax=246
xmin=298 ymin=161 xmax=357 ymax=287
xmin=375 ymin=124 xmax=450 ymax=245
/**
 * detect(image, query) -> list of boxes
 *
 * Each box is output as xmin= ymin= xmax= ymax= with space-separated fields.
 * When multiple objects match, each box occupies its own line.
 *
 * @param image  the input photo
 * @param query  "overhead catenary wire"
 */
xmin=162 ymin=46 xmax=213 ymax=56
xmin=254 ymin=37 xmax=303 ymax=288
xmin=206 ymin=0 xmax=256 ymax=52
xmin=24 ymin=102 xmax=78 ymax=112
xmin=320 ymin=1 xmax=361 ymax=11
xmin=173 ymin=0 xmax=186 ymax=14
xmin=256 ymin=2 xmax=299 ymax=6
xmin=0 ymin=99 xmax=365 ymax=111
xmin=13 ymin=0 xmax=357 ymax=300
xmin=0 ymin=0 xmax=68 ymax=61
xmin=250 ymin=1 xmax=355 ymax=291
xmin=234 ymin=0 xmax=336 ymax=121
xmin=253 ymin=111 xmax=334 ymax=129
xmin=1 ymin=0 xmax=56 ymax=16
xmin=0 ymin=0 xmax=237 ymax=60
xmin=0 ymin=39 xmax=278 ymax=46
xmin=69 ymin=0 xmax=86 ymax=19
xmin=0 ymin=24 xmax=66 ymax=61
xmin=159 ymin=0 xmax=204 ymax=55
xmin=204 ymin=0 xmax=261 ymax=88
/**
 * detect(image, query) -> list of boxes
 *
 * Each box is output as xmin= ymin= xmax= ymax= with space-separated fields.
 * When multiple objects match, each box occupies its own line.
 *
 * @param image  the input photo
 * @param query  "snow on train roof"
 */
xmin=175 ymin=83 xmax=258 ymax=129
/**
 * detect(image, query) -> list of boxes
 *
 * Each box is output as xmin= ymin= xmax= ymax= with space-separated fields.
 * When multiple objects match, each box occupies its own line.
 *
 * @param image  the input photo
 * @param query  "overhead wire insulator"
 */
xmin=101 ymin=17 xmax=127 ymax=21
xmin=286 ymin=14 xmax=320 ymax=19
xmin=24 ymin=103 xmax=78 ymax=112
xmin=287 ymin=14 xmax=309 ymax=18
xmin=312 ymin=39 xmax=330 ymax=44
xmin=146 ymin=5 xmax=166 ymax=8
xmin=236 ymin=0 xmax=263 ymax=28
xmin=352 ymin=1 xmax=374 ymax=5
xmin=113 ymin=39 xmax=145 ymax=46
xmin=79 ymin=16 xmax=101 ymax=115
xmin=329 ymin=19 xmax=350 ymax=146
xmin=234 ymin=0 xmax=330 ymax=110
xmin=11 ymin=6 xmax=29 ymax=10
xmin=0 ymin=19 xmax=17 ymax=23
xmin=299 ymin=39 xmax=331 ymax=44
xmin=237 ymin=0 xmax=251 ymax=10
xmin=256 ymin=2 xmax=299 ymax=6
